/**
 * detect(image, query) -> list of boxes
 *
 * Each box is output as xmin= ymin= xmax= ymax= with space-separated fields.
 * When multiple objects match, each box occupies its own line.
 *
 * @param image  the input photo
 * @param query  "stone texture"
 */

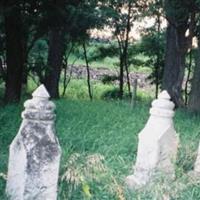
xmin=126 ymin=91 xmax=179 ymax=189
xmin=194 ymin=143 xmax=200 ymax=173
xmin=6 ymin=84 xmax=61 ymax=200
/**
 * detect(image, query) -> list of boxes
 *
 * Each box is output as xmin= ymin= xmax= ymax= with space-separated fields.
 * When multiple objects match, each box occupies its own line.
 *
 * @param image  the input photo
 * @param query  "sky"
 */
xmin=90 ymin=17 xmax=167 ymax=41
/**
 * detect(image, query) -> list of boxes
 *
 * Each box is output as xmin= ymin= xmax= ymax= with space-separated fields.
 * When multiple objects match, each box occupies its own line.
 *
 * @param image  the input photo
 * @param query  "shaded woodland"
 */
xmin=0 ymin=0 xmax=200 ymax=111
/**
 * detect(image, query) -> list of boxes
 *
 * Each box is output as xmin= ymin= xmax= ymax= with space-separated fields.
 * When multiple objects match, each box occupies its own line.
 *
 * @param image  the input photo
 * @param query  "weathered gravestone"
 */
xmin=6 ymin=85 xmax=61 ymax=200
xmin=194 ymin=144 xmax=200 ymax=177
xmin=126 ymin=91 xmax=179 ymax=189
xmin=188 ymin=143 xmax=200 ymax=179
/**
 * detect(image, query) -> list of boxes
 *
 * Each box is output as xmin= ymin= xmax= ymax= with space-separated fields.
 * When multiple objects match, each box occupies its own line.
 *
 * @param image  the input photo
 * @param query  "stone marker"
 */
xmin=126 ymin=91 xmax=179 ymax=189
xmin=193 ymin=143 xmax=200 ymax=174
xmin=6 ymin=85 xmax=61 ymax=200
xmin=188 ymin=143 xmax=200 ymax=179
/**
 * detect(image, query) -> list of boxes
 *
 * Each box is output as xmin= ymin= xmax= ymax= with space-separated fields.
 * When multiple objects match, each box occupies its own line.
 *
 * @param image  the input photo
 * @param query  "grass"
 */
xmin=60 ymin=79 xmax=116 ymax=100
xmin=26 ymin=76 xmax=155 ymax=102
xmin=1 ymin=96 xmax=200 ymax=199
xmin=68 ymin=54 xmax=117 ymax=69
xmin=0 ymin=76 xmax=200 ymax=199
xmin=67 ymin=41 xmax=152 ymax=73
xmin=1 ymin=39 xmax=199 ymax=199
xmin=68 ymin=54 xmax=152 ymax=73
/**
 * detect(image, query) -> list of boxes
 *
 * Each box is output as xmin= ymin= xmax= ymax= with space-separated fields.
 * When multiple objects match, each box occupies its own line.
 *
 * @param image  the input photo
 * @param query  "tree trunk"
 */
xmin=44 ymin=27 xmax=65 ymax=98
xmin=83 ymin=42 xmax=93 ymax=101
xmin=188 ymin=46 xmax=200 ymax=112
xmin=162 ymin=23 xmax=187 ymax=107
xmin=124 ymin=1 xmax=131 ymax=98
xmin=22 ymin=37 xmax=28 ymax=86
xmin=4 ymin=6 xmax=24 ymax=103
xmin=119 ymin=54 xmax=124 ymax=99
xmin=155 ymin=12 xmax=161 ymax=99
xmin=184 ymin=50 xmax=192 ymax=105
xmin=0 ymin=57 xmax=6 ymax=81
xmin=125 ymin=64 xmax=131 ymax=98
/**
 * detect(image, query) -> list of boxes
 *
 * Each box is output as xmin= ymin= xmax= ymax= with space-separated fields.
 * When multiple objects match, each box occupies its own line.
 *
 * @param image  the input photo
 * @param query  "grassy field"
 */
xmin=1 ymin=95 xmax=200 ymax=199
xmin=67 ymin=41 xmax=151 ymax=74
xmin=1 ymin=37 xmax=199 ymax=199
xmin=68 ymin=54 xmax=151 ymax=73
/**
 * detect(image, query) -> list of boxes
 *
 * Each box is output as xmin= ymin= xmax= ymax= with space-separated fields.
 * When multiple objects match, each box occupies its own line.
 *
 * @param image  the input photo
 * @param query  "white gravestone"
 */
xmin=126 ymin=91 xmax=179 ymax=189
xmin=193 ymin=143 xmax=200 ymax=173
xmin=188 ymin=144 xmax=200 ymax=178
xmin=6 ymin=85 xmax=61 ymax=200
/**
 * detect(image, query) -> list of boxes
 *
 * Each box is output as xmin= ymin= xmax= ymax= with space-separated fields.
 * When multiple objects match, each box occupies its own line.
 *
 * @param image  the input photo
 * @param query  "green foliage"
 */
xmin=164 ymin=0 xmax=194 ymax=23
xmin=55 ymin=99 xmax=148 ymax=199
xmin=102 ymin=88 xmax=121 ymax=99
xmin=67 ymin=41 xmax=119 ymax=69
xmin=28 ymin=39 xmax=48 ymax=83
xmin=59 ymin=79 xmax=115 ymax=100
xmin=70 ymin=41 xmax=118 ymax=62
xmin=106 ymin=0 xmax=140 ymax=36
xmin=60 ymin=152 xmax=109 ymax=199
xmin=140 ymin=29 xmax=165 ymax=57
xmin=101 ymin=88 xmax=135 ymax=100
xmin=0 ymin=104 xmax=22 ymax=199
xmin=139 ymin=28 xmax=165 ymax=86
xmin=87 ymin=42 xmax=118 ymax=62
xmin=101 ymin=75 xmax=119 ymax=85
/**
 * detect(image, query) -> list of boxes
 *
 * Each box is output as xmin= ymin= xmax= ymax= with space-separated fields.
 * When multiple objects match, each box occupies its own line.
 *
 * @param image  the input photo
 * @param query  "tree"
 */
xmin=43 ymin=0 xmax=66 ymax=98
xmin=106 ymin=0 xmax=139 ymax=99
xmin=3 ymin=1 xmax=24 ymax=103
xmin=44 ymin=0 xmax=106 ymax=98
xmin=82 ymin=41 xmax=93 ymax=100
xmin=139 ymin=0 xmax=165 ymax=98
xmin=2 ymin=0 xmax=48 ymax=102
xmin=188 ymin=46 xmax=200 ymax=112
xmin=140 ymin=29 xmax=165 ymax=98
xmin=0 ymin=15 xmax=6 ymax=83
xmin=188 ymin=12 xmax=200 ymax=111
xmin=162 ymin=0 xmax=196 ymax=107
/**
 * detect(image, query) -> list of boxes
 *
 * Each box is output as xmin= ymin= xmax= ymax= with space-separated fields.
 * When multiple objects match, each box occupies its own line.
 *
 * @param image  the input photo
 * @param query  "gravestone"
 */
xmin=193 ymin=143 xmax=200 ymax=173
xmin=6 ymin=85 xmax=61 ymax=200
xmin=188 ymin=144 xmax=200 ymax=178
xmin=126 ymin=91 xmax=179 ymax=189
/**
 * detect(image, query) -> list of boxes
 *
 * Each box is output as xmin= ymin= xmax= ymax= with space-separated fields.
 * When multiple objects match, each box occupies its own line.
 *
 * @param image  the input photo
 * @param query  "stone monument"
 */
xmin=126 ymin=91 xmax=179 ymax=189
xmin=193 ymin=143 xmax=200 ymax=174
xmin=6 ymin=85 xmax=61 ymax=200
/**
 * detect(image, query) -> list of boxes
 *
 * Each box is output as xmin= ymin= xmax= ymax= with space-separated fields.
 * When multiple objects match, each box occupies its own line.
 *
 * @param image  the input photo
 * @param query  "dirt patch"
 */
xmin=68 ymin=65 xmax=152 ymax=89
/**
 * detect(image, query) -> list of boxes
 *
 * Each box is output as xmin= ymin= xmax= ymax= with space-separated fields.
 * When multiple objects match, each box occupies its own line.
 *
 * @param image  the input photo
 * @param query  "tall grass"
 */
xmin=1 ymin=98 xmax=200 ymax=199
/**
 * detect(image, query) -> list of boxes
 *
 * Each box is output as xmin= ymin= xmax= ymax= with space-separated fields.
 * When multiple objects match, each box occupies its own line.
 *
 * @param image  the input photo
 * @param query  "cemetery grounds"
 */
xmin=1 ymin=63 xmax=200 ymax=199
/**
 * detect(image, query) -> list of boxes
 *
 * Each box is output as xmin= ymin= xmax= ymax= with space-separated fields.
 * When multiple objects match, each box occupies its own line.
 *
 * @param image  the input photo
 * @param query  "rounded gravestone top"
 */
xmin=150 ymin=90 xmax=175 ymax=118
xmin=158 ymin=90 xmax=170 ymax=100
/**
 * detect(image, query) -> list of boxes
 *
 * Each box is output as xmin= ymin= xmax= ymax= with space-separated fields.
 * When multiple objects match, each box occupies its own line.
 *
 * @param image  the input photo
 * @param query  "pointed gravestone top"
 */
xmin=32 ymin=84 xmax=50 ymax=99
xmin=23 ymin=84 xmax=55 ymax=121
xmin=158 ymin=90 xmax=170 ymax=100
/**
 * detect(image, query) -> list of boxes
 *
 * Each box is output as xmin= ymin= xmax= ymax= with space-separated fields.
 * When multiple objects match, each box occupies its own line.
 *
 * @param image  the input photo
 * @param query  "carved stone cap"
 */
xmin=22 ymin=85 xmax=56 ymax=121
xmin=150 ymin=90 xmax=175 ymax=118
xmin=32 ymin=84 xmax=50 ymax=99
